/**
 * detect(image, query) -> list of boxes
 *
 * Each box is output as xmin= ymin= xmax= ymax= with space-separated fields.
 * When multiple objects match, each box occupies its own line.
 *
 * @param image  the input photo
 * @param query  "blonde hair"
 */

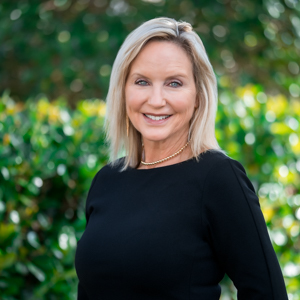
xmin=105 ymin=17 xmax=227 ymax=170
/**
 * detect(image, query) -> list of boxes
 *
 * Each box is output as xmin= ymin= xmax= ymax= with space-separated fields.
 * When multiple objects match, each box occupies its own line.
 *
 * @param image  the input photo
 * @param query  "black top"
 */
xmin=75 ymin=150 xmax=288 ymax=300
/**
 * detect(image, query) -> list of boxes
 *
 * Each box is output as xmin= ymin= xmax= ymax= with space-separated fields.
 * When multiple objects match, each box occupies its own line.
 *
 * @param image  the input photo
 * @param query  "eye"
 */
xmin=135 ymin=80 xmax=148 ymax=86
xmin=169 ymin=81 xmax=182 ymax=88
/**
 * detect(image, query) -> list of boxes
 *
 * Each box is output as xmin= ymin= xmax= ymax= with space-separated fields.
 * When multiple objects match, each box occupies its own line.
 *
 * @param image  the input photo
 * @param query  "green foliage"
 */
xmin=216 ymin=84 xmax=300 ymax=299
xmin=0 ymin=93 xmax=108 ymax=299
xmin=1 ymin=0 xmax=300 ymax=298
xmin=1 ymin=85 xmax=299 ymax=299
xmin=0 ymin=0 xmax=299 ymax=103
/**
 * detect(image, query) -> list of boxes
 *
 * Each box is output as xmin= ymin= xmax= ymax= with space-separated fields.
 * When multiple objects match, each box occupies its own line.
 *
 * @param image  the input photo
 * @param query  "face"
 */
xmin=125 ymin=40 xmax=197 ymax=146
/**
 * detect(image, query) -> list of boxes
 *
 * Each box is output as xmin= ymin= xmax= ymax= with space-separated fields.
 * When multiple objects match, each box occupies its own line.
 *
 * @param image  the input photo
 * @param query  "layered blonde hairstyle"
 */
xmin=105 ymin=17 xmax=226 ymax=170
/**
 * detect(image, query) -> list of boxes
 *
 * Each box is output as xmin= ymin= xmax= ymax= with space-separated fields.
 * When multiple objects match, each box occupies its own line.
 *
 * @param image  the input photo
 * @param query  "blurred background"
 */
xmin=0 ymin=0 xmax=299 ymax=299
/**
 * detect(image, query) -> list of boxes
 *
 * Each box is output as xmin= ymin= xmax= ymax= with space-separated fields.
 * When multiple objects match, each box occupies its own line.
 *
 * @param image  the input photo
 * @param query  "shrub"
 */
xmin=0 ymin=85 xmax=299 ymax=299
xmin=0 ymin=93 xmax=108 ymax=299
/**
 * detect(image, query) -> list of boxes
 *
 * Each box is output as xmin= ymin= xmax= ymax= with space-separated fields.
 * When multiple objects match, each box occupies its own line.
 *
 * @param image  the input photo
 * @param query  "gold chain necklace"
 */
xmin=140 ymin=141 xmax=190 ymax=166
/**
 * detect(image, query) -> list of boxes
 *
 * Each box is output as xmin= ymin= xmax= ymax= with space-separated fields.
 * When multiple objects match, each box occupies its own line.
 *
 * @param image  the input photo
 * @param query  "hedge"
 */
xmin=0 ymin=85 xmax=299 ymax=299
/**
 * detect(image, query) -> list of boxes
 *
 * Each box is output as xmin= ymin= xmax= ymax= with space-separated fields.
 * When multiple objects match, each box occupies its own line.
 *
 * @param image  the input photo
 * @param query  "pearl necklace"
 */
xmin=140 ymin=141 xmax=190 ymax=166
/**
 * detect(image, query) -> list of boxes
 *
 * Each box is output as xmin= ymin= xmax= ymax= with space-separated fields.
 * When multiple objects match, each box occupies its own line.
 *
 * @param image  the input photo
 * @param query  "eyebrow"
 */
xmin=129 ymin=72 xmax=189 ymax=80
xmin=129 ymin=73 xmax=150 ymax=80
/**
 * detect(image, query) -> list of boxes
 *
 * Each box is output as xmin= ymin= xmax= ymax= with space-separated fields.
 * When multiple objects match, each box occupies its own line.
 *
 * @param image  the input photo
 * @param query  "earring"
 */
xmin=126 ymin=115 xmax=129 ymax=137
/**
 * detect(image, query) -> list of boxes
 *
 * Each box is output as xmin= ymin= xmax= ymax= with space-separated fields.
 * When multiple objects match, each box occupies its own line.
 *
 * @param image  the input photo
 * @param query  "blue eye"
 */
xmin=136 ymin=80 xmax=148 ymax=86
xmin=169 ymin=81 xmax=181 ymax=88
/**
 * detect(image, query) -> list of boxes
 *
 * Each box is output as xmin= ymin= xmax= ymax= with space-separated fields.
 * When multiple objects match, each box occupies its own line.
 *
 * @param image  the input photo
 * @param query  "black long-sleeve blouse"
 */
xmin=75 ymin=150 xmax=288 ymax=299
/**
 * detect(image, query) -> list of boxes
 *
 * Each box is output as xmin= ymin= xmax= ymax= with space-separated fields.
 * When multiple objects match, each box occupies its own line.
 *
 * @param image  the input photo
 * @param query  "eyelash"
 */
xmin=135 ymin=80 xmax=182 ymax=87
xmin=135 ymin=80 xmax=148 ymax=86
xmin=169 ymin=81 xmax=182 ymax=88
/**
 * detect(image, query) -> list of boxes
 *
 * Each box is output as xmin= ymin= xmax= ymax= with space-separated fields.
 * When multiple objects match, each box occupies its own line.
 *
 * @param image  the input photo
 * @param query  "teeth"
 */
xmin=145 ymin=114 xmax=170 ymax=121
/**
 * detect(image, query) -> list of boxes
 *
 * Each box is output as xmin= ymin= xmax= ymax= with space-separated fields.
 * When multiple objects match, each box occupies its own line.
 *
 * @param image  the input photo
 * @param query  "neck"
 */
xmin=138 ymin=137 xmax=192 ymax=169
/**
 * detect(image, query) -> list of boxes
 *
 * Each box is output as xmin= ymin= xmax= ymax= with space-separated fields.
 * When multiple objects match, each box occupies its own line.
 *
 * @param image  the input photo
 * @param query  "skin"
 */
xmin=125 ymin=40 xmax=198 ymax=169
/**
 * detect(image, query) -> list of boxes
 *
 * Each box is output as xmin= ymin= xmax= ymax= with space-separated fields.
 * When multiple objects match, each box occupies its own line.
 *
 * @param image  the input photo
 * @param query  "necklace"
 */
xmin=140 ymin=141 xmax=190 ymax=166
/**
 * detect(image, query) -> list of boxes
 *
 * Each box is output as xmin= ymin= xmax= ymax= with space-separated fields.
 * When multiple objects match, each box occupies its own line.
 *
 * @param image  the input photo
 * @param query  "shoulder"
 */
xmin=194 ymin=148 xmax=243 ymax=171
xmin=197 ymin=149 xmax=231 ymax=165
xmin=200 ymin=150 xmax=255 ymax=196
xmin=99 ymin=157 xmax=125 ymax=173
xmin=86 ymin=157 xmax=126 ymax=197
xmin=92 ymin=157 xmax=126 ymax=182
xmin=193 ymin=149 xmax=245 ymax=175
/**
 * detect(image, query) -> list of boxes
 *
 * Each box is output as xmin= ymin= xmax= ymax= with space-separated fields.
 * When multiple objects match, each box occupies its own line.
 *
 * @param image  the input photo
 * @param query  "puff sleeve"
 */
xmin=202 ymin=158 xmax=288 ymax=299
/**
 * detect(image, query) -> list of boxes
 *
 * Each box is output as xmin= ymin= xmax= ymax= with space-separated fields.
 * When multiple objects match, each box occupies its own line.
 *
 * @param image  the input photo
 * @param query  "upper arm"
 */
xmin=201 ymin=158 xmax=288 ymax=300
xmin=85 ymin=170 xmax=100 ymax=226
xmin=77 ymin=281 xmax=89 ymax=299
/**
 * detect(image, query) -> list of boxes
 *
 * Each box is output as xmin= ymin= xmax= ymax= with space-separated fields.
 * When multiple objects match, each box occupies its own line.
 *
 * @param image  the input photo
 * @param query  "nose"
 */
xmin=148 ymin=85 xmax=166 ymax=107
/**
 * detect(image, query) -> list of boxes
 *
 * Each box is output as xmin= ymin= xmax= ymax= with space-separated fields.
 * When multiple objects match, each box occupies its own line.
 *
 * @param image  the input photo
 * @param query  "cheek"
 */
xmin=125 ymin=87 xmax=144 ymax=112
xmin=125 ymin=88 xmax=136 ymax=112
xmin=175 ymin=93 xmax=197 ymax=117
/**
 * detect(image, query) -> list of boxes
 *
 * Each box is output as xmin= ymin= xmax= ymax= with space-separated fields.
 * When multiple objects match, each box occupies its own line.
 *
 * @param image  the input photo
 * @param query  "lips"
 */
xmin=143 ymin=114 xmax=171 ymax=121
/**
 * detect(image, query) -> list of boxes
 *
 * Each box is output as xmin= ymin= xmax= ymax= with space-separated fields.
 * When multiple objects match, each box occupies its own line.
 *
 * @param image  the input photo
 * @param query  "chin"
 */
xmin=141 ymin=133 xmax=169 ymax=143
xmin=143 ymin=137 xmax=167 ymax=143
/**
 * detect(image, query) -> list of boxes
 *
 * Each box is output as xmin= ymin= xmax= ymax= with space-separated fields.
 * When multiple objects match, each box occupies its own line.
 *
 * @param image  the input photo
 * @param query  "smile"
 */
xmin=144 ymin=114 xmax=171 ymax=121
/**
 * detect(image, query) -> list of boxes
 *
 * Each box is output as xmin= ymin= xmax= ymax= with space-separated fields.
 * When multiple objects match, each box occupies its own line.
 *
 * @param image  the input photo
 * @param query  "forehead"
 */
xmin=128 ymin=40 xmax=193 ymax=75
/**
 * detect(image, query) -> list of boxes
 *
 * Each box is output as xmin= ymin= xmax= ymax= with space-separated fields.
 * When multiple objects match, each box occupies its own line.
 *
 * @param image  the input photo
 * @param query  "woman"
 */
xmin=75 ymin=17 xmax=288 ymax=299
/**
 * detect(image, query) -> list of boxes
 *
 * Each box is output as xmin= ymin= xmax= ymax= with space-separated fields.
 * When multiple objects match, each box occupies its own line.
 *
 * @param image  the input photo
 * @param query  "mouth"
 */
xmin=143 ymin=114 xmax=172 ymax=121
